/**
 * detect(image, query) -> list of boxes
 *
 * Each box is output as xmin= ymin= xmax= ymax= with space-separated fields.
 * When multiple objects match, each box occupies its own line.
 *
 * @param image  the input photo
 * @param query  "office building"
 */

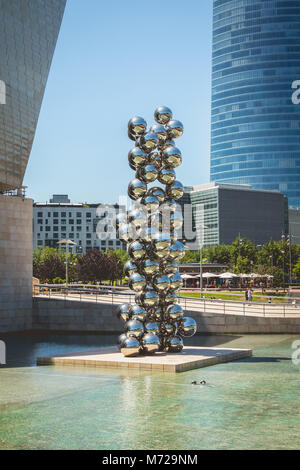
xmin=179 ymin=182 xmax=288 ymax=249
xmin=33 ymin=195 xmax=126 ymax=253
xmin=211 ymin=0 xmax=300 ymax=207
xmin=0 ymin=0 xmax=67 ymax=332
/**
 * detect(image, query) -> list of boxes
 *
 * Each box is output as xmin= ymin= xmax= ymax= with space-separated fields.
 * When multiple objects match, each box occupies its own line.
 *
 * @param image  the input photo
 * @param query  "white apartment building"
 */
xmin=33 ymin=195 xmax=126 ymax=253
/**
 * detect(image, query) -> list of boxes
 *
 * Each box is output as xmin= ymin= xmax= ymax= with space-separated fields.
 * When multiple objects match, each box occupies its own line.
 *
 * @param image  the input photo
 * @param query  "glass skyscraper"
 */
xmin=0 ymin=0 xmax=66 ymax=191
xmin=211 ymin=0 xmax=300 ymax=207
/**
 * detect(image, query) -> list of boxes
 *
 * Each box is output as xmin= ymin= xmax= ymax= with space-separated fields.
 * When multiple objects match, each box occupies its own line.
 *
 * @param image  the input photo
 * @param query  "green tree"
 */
xmin=293 ymin=259 xmax=300 ymax=279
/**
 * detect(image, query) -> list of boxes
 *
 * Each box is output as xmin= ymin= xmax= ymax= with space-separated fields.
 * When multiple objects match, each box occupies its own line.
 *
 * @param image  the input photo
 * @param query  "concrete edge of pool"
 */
xmin=36 ymin=346 xmax=253 ymax=372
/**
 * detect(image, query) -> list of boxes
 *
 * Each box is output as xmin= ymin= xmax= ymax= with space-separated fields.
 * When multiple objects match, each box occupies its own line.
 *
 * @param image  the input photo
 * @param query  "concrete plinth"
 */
xmin=37 ymin=346 xmax=252 ymax=372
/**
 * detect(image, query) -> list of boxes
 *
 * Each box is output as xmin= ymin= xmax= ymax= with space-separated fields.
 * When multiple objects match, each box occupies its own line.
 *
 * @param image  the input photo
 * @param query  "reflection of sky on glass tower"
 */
xmin=211 ymin=0 xmax=300 ymax=207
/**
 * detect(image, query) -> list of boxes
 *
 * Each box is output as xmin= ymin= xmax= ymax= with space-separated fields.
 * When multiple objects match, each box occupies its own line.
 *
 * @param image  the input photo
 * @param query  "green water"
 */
xmin=0 ymin=333 xmax=300 ymax=450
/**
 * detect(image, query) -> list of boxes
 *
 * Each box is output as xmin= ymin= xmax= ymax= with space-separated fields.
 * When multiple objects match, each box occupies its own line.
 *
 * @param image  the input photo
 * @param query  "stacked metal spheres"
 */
xmin=116 ymin=106 xmax=197 ymax=357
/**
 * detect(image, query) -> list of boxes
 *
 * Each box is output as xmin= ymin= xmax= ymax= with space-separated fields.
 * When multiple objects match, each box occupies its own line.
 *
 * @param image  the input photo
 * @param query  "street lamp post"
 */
xmin=58 ymin=239 xmax=77 ymax=287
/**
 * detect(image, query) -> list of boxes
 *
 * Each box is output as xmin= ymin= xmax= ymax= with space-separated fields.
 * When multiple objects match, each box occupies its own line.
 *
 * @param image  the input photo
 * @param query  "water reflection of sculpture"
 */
xmin=116 ymin=106 xmax=197 ymax=357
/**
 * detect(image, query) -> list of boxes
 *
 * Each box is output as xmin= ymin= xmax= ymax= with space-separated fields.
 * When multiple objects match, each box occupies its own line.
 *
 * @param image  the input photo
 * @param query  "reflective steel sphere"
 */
xmin=160 ymin=322 xmax=177 ymax=337
xmin=166 ymin=120 xmax=184 ymax=139
xmin=117 ymin=333 xmax=127 ymax=350
xmin=154 ymin=106 xmax=173 ymax=125
xmin=152 ymin=274 xmax=170 ymax=292
xmin=145 ymin=321 xmax=160 ymax=335
xmin=128 ymin=116 xmax=147 ymax=136
xmin=120 ymin=336 xmax=141 ymax=357
xmin=169 ymin=271 xmax=183 ymax=291
xmin=116 ymin=303 xmax=132 ymax=322
xmin=128 ymin=241 xmax=146 ymax=260
xmin=128 ymin=147 xmax=147 ymax=170
xmin=158 ymin=168 xmax=176 ymax=185
xmin=141 ymin=333 xmax=160 ymax=354
xmin=168 ymin=241 xmax=185 ymax=261
xmin=140 ymin=195 xmax=159 ymax=213
xmin=161 ymin=200 xmax=178 ymax=213
xmin=163 ymin=291 xmax=178 ymax=305
xmin=150 ymin=306 xmax=164 ymax=322
xmin=148 ymin=151 xmax=163 ymax=171
xmin=166 ymin=180 xmax=184 ymax=200
xmin=128 ymin=208 xmax=147 ymax=229
xmin=166 ymin=303 xmax=184 ymax=321
xmin=137 ymin=164 xmax=158 ymax=184
xmin=170 ymin=211 xmax=183 ymax=231
xmin=150 ymin=124 xmax=168 ymax=142
xmin=131 ymin=304 xmax=148 ymax=322
xmin=162 ymin=147 xmax=182 ymax=169
xmin=124 ymin=260 xmax=139 ymax=277
xmin=140 ymin=132 xmax=159 ymax=153
xmin=129 ymin=273 xmax=147 ymax=292
xmin=178 ymin=316 xmax=197 ymax=337
xmin=136 ymin=289 xmax=159 ymax=308
xmin=125 ymin=319 xmax=144 ymax=339
xmin=165 ymin=335 xmax=183 ymax=353
xmin=137 ymin=225 xmax=158 ymax=243
xmin=162 ymin=260 xmax=178 ymax=275
xmin=152 ymin=232 xmax=172 ymax=251
xmin=147 ymin=186 xmax=165 ymax=204
xmin=128 ymin=178 xmax=147 ymax=200
xmin=143 ymin=259 xmax=160 ymax=276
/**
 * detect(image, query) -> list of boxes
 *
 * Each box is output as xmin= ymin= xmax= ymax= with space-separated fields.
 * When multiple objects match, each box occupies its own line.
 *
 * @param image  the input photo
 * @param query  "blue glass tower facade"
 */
xmin=211 ymin=0 xmax=300 ymax=207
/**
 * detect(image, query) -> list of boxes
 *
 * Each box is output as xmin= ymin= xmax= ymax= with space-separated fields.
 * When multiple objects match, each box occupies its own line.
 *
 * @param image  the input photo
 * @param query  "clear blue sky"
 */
xmin=24 ymin=0 xmax=213 ymax=204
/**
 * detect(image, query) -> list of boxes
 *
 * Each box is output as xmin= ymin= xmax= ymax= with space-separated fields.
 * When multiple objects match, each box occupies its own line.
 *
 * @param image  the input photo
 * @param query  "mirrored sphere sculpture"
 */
xmin=115 ymin=106 xmax=197 ymax=356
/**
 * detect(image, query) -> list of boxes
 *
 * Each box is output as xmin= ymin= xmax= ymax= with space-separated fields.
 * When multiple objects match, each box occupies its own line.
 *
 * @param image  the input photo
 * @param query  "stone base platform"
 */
xmin=37 ymin=346 xmax=252 ymax=373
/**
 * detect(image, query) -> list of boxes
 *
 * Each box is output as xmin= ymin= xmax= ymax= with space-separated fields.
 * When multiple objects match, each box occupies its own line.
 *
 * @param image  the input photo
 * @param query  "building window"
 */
xmin=54 ymin=212 xmax=58 ymax=218
xmin=45 ymin=226 xmax=51 ymax=232
xmin=61 ymin=212 xmax=66 ymax=217
xmin=69 ymin=219 xmax=74 ymax=224
xmin=37 ymin=212 xmax=43 ymax=218
xmin=61 ymin=226 xmax=66 ymax=232
xmin=40 ymin=226 xmax=43 ymax=232
xmin=48 ymin=212 xmax=51 ymax=218
xmin=86 ymin=212 xmax=91 ymax=218
xmin=76 ymin=212 xmax=82 ymax=218
xmin=69 ymin=212 xmax=72 ymax=217
xmin=87 ymin=233 xmax=91 ymax=239
xmin=53 ymin=219 xmax=58 ymax=225
xmin=38 ymin=241 xmax=43 ymax=246
xmin=53 ymin=226 xmax=58 ymax=232
xmin=37 ymin=219 xmax=43 ymax=224
xmin=53 ymin=234 xmax=59 ymax=240
xmin=61 ymin=219 xmax=66 ymax=225
xmin=76 ymin=219 xmax=82 ymax=225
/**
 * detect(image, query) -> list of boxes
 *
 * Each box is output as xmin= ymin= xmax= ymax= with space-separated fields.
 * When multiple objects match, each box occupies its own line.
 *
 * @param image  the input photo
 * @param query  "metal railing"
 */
xmin=33 ymin=284 xmax=300 ymax=318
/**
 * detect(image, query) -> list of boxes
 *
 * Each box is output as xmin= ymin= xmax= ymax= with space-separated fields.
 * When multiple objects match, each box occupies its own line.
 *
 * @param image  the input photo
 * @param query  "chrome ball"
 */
xmin=131 ymin=304 xmax=148 ymax=322
xmin=147 ymin=186 xmax=165 ymax=204
xmin=140 ymin=132 xmax=159 ymax=153
xmin=128 ymin=147 xmax=147 ymax=170
xmin=160 ymin=322 xmax=177 ymax=337
xmin=166 ymin=120 xmax=184 ymax=139
xmin=148 ymin=151 xmax=163 ymax=171
xmin=143 ymin=259 xmax=160 ymax=276
xmin=165 ymin=335 xmax=183 ymax=353
xmin=140 ymin=195 xmax=159 ymax=213
xmin=117 ymin=333 xmax=127 ymax=350
xmin=169 ymin=271 xmax=183 ymax=291
xmin=116 ymin=303 xmax=132 ymax=322
xmin=158 ymin=168 xmax=176 ymax=185
xmin=124 ymin=260 xmax=139 ymax=277
xmin=161 ymin=200 xmax=178 ymax=213
xmin=152 ymin=232 xmax=172 ymax=251
xmin=128 ymin=241 xmax=146 ymax=260
xmin=128 ymin=208 xmax=147 ymax=229
xmin=150 ymin=124 xmax=168 ymax=142
xmin=128 ymin=116 xmax=147 ymax=136
xmin=150 ymin=306 xmax=164 ymax=322
xmin=166 ymin=303 xmax=184 ymax=321
xmin=128 ymin=178 xmax=147 ymax=201
xmin=178 ymin=316 xmax=197 ymax=337
xmin=137 ymin=225 xmax=158 ymax=243
xmin=120 ymin=336 xmax=141 ymax=357
xmin=136 ymin=289 xmax=159 ymax=308
xmin=162 ymin=261 xmax=178 ymax=275
xmin=137 ymin=164 xmax=158 ymax=184
xmin=154 ymin=106 xmax=173 ymax=125
xmin=162 ymin=147 xmax=182 ymax=169
xmin=168 ymin=241 xmax=185 ymax=261
xmin=166 ymin=181 xmax=184 ymax=200
xmin=163 ymin=291 xmax=178 ymax=305
xmin=170 ymin=211 xmax=183 ymax=231
xmin=129 ymin=273 xmax=147 ymax=292
xmin=125 ymin=319 xmax=144 ymax=339
xmin=145 ymin=321 xmax=160 ymax=335
xmin=152 ymin=274 xmax=170 ymax=292
xmin=141 ymin=333 xmax=160 ymax=354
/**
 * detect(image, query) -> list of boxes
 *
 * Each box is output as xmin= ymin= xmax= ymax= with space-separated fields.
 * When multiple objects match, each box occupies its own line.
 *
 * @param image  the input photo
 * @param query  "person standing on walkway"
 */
xmin=245 ymin=290 xmax=248 ymax=301
xmin=248 ymin=289 xmax=252 ymax=302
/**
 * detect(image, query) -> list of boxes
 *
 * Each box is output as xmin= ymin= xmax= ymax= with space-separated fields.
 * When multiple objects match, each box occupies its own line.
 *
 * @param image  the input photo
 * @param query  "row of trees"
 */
xmin=33 ymin=247 xmax=129 ymax=284
xmin=182 ymin=237 xmax=300 ymax=286
xmin=33 ymin=237 xmax=300 ymax=286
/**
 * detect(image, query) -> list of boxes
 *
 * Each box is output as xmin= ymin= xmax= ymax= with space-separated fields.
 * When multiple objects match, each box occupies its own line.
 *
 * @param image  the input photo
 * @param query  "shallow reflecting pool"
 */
xmin=0 ymin=333 xmax=300 ymax=450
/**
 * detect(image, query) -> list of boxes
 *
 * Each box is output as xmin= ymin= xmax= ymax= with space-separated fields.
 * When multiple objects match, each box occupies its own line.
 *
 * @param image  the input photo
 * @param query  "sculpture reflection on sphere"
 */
xmin=116 ymin=106 xmax=197 ymax=356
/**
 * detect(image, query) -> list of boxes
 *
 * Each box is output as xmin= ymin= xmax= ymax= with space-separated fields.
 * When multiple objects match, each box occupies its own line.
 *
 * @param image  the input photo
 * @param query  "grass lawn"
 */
xmin=179 ymin=291 xmax=287 ymax=303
